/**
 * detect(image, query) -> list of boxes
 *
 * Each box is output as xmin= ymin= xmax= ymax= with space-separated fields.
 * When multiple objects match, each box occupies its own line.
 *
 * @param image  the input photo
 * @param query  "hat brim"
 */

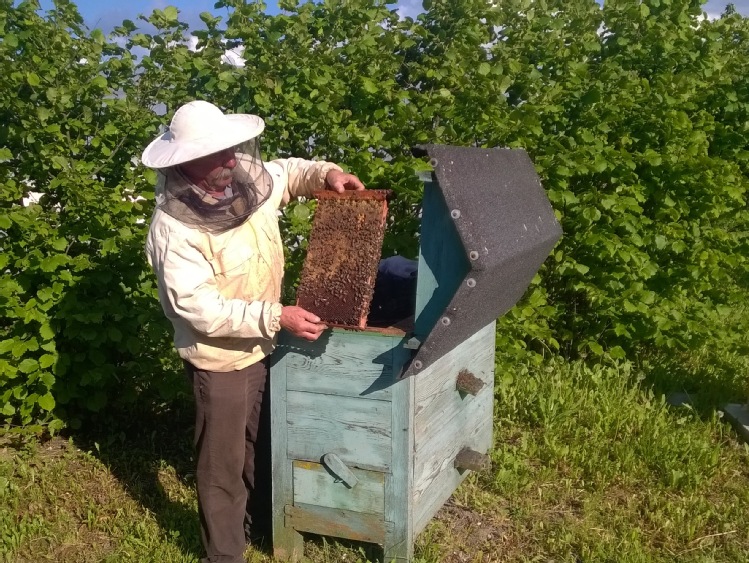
xmin=141 ymin=114 xmax=265 ymax=169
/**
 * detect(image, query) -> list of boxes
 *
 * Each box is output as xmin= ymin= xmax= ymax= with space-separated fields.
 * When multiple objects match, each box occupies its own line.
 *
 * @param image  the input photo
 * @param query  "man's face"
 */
xmin=179 ymin=147 xmax=237 ymax=193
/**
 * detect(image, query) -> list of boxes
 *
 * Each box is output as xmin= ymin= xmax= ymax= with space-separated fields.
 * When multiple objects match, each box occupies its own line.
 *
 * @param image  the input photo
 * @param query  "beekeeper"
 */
xmin=142 ymin=100 xmax=364 ymax=563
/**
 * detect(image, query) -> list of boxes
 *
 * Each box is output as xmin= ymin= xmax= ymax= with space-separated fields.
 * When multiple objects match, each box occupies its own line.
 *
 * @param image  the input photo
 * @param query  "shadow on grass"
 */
xmin=64 ymin=379 xmax=277 ymax=561
xmin=66 ymin=391 xmax=204 ymax=560
xmin=39 ymin=235 xmax=205 ymax=559
xmin=302 ymin=533 xmax=384 ymax=563
xmin=640 ymin=345 xmax=749 ymax=419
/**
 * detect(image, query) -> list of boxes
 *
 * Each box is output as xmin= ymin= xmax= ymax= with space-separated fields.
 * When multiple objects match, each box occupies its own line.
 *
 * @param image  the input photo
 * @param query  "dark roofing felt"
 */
xmin=403 ymin=144 xmax=562 ymax=378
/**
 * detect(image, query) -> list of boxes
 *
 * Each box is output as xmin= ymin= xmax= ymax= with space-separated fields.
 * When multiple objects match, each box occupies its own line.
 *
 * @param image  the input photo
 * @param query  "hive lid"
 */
xmin=403 ymin=144 xmax=562 ymax=379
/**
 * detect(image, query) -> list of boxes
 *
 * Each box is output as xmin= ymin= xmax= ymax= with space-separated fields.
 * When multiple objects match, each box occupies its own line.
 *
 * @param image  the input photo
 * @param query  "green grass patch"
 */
xmin=487 ymin=357 xmax=749 ymax=562
xmin=2 ymin=355 xmax=749 ymax=562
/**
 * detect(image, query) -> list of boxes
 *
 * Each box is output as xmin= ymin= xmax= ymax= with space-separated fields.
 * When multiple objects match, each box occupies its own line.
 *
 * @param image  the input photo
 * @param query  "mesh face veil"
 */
xmin=155 ymin=138 xmax=272 ymax=233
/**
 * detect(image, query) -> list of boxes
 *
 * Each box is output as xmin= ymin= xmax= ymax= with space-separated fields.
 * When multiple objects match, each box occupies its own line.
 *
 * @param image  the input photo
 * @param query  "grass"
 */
xmin=2 ymin=350 xmax=749 ymax=562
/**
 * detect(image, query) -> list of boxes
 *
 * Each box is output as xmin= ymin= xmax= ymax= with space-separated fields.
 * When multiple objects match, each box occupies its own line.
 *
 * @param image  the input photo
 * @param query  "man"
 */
xmin=142 ymin=100 xmax=364 ymax=563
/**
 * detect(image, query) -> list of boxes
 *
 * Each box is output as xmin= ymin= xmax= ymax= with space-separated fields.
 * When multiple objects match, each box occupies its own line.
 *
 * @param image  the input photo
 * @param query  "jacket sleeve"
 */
xmin=268 ymin=158 xmax=343 ymax=207
xmin=147 ymin=224 xmax=282 ymax=339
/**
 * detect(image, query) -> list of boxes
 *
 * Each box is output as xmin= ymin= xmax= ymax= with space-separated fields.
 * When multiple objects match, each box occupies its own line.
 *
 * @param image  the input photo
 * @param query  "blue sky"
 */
xmin=38 ymin=0 xmax=749 ymax=33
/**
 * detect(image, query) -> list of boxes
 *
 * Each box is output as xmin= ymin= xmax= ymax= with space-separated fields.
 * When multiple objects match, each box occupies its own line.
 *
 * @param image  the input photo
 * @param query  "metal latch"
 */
xmin=322 ymin=453 xmax=359 ymax=489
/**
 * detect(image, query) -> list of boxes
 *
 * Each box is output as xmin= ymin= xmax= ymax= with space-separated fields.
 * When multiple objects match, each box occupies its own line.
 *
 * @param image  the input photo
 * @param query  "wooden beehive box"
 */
xmin=271 ymin=146 xmax=562 ymax=562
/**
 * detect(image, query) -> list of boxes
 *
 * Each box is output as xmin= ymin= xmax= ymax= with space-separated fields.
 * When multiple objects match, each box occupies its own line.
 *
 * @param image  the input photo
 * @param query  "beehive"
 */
xmin=271 ymin=145 xmax=562 ymax=562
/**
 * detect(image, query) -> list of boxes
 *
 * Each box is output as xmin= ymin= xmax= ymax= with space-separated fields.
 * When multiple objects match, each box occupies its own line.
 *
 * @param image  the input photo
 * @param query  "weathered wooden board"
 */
xmin=414 ymin=323 xmax=495 ymax=440
xmin=412 ymin=388 xmax=493 ymax=534
xmin=285 ymin=503 xmax=392 ymax=544
xmin=286 ymin=391 xmax=392 ymax=471
xmin=385 ymin=344 xmax=416 ymax=563
xmin=412 ymin=459 xmax=469 ymax=537
xmin=413 ymin=385 xmax=493 ymax=486
xmin=283 ymin=332 xmax=400 ymax=401
xmin=293 ymin=460 xmax=385 ymax=515
xmin=270 ymin=352 xmax=304 ymax=561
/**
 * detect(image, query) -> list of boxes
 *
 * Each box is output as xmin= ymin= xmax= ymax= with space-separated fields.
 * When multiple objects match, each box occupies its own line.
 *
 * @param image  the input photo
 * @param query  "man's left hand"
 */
xmin=326 ymin=169 xmax=365 ymax=193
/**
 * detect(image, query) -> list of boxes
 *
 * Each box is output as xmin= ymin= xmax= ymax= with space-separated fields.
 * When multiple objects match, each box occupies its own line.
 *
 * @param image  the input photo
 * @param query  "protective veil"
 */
xmin=155 ymin=138 xmax=272 ymax=234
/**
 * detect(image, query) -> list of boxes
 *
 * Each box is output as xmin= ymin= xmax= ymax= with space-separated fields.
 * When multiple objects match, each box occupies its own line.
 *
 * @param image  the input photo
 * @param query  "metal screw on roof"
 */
xmin=469 ymin=251 xmax=479 ymax=261
xmin=441 ymin=316 xmax=451 ymax=326
xmin=466 ymin=278 xmax=476 ymax=288
xmin=450 ymin=209 xmax=461 ymax=219
xmin=429 ymin=158 xmax=438 ymax=168
xmin=413 ymin=360 xmax=423 ymax=370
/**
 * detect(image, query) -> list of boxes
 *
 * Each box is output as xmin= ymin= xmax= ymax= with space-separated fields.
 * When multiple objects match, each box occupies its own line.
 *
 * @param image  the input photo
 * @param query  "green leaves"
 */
xmin=163 ymin=6 xmax=179 ymax=21
xmin=0 ymin=0 xmax=177 ymax=430
xmin=2 ymin=0 xmax=749 ymax=431
xmin=18 ymin=359 xmax=39 ymax=374
xmin=37 ymin=393 xmax=55 ymax=411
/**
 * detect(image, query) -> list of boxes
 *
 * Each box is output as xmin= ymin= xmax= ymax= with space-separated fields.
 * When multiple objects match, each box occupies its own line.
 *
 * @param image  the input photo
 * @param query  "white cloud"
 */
xmin=22 ymin=192 xmax=43 ymax=207
xmin=184 ymin=34 xmax=245 ymax=67
xmin=187 ymin=35 xmax=201 ymax=52
xmin=221 ymin=44 xmax=246 ymax=67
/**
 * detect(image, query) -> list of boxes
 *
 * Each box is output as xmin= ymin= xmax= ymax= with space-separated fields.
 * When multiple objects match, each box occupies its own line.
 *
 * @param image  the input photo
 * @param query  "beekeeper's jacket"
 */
xmin=145 ymin=158 xmax=342 ymax=372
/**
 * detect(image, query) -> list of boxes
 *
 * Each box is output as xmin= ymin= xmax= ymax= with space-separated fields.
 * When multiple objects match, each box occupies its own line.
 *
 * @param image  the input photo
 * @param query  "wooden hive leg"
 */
xmin=272 ymin=521 xmax=304 ymax=562
xmin=271 ymin=347 xmax=304 ymax=561
xmin=383 ymin=536 xmax=413 ymax=563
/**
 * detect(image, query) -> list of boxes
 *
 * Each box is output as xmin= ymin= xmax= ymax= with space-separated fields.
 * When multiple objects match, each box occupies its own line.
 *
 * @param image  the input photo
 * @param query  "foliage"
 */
xmin=488 ymin=0 xmax=749 ymax=364
xmin=1 ymin=0 xmax=748 ymax=427
xmin=0 ymin=0 xmax=180 ymax=428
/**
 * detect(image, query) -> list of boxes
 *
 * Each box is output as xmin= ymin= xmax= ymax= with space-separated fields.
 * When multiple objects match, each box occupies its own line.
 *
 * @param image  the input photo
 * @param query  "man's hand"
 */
xmin=280 ymin=305 xmax=327 ymax=341
xmin=325 ymin=169 xmax=365 ymax=193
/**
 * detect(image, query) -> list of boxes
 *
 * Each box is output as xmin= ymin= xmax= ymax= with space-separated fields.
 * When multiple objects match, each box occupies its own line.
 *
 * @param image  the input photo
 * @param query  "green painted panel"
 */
xmin=414 ymin=179 xmax=470 ymax=341
xmin=282 ymin=332 xmax=402 ymax=401
xmin=286 ymin=391 xmax=392 ymax=472
xmin=292 ymin=460 xmax=385 ymax=515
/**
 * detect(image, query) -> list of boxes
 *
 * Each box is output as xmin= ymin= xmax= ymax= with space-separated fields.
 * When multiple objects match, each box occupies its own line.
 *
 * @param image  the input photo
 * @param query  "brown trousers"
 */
xmin=186 ymin=358 xmax=272 ymax=563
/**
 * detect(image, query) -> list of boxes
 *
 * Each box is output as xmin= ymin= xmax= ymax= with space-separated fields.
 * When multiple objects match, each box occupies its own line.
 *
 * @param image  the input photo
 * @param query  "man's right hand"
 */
xmin=280 ymin=306 xmax=327 ymax=341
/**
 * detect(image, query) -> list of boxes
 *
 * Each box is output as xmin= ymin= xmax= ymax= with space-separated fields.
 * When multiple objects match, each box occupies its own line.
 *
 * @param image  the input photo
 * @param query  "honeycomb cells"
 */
xmin=296 ymin=191 xmax=389 ymax=328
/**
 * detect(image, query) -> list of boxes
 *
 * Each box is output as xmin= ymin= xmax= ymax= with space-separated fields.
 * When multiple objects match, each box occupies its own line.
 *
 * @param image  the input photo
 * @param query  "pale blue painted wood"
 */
xmin=414 ymin=179 xmax=470 ymax=341
xmin=270 ymin=345 xmax=304 ymax=561
xmin=272 ymin=292 xmax=497 ymax=563
xmin=384 ymin=341 xmax=415 ymax=563
xmin=412 ymin=389 xmax=494 ymax=534
xmin=414 ymin=324 xmax=495 ymax=437
xmin=409 ymin=325 xmax=495 ymax=537
xmin=292 ymin=460 xmax=385 ymax=515
xmin=283 ymin=331 xmax=397 ymax=401
xmin=286 ymin=390 xmax=392 ymax=472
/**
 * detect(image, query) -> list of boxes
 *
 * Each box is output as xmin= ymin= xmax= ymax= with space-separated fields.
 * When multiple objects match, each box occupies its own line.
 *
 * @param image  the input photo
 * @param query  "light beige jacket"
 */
xmin=145 ymin=158 xmax=342 ymax=372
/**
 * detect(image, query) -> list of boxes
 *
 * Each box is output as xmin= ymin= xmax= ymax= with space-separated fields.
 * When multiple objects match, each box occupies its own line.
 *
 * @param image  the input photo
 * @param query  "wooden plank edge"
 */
xmin=285 ymin=503 xmax=391 ymax=544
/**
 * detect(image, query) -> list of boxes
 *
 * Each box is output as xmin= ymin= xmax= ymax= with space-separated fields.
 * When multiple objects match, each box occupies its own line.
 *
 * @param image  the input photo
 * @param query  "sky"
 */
xmin=37 ymin=0 xmax=749 ymax=33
